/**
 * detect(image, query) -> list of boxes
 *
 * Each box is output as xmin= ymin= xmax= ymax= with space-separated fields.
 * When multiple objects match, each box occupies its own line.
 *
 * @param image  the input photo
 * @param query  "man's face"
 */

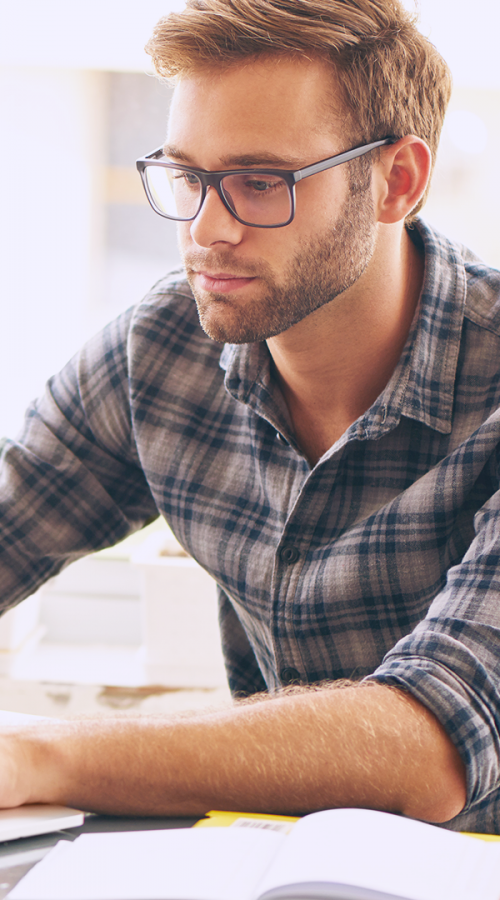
xmin=166 ymin=56 xmax=377 ymax=344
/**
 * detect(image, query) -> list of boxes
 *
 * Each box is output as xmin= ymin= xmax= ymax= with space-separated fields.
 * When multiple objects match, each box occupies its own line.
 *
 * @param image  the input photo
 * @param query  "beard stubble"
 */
xmin=183 ymin=184 xmax=377 ymax=345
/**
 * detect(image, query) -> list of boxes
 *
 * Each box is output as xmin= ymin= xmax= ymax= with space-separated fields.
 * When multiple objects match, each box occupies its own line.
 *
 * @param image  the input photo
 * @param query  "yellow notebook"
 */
xmin=463 ymin=832 xmax=500 ymax=842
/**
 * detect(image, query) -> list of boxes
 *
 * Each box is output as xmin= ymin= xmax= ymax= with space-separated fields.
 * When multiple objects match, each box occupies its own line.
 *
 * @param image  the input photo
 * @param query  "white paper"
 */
xmin=255 ymin=808 xmax=500 ymax=900
xmin=8 ymin=827 xmax=285 ymax=900
xmin=9 ymin=809 xmax=500 ymax=900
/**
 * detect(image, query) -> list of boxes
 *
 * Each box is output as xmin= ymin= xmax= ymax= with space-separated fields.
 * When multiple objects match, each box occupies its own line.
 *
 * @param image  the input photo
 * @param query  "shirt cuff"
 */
xmin=366 ymin=629 xmax=500 ymax=814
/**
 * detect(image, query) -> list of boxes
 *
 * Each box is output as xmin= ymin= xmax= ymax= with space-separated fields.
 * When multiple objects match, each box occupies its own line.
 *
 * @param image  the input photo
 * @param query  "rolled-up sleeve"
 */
xmin=370 ymin=481 xmax=500 ymax=831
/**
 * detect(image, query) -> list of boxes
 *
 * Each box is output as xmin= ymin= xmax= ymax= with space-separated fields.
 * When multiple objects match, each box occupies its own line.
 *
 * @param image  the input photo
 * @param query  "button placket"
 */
xmin=272 ymin=539 xmax=306 ymax=690
xmin=271 ymin=455 xmax=346 ymax=691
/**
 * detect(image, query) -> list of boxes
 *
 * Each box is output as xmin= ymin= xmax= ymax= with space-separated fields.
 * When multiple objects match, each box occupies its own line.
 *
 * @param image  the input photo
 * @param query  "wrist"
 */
xmin=0 ymin=724 xmax=68 ymax=808
xmin=0 ymin=729 xmax=39 ymax=807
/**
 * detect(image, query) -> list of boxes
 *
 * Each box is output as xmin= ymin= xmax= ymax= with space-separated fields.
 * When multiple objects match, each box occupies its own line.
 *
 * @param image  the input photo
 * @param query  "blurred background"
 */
xmin=0 ymin=0 xmax=499 ymax=714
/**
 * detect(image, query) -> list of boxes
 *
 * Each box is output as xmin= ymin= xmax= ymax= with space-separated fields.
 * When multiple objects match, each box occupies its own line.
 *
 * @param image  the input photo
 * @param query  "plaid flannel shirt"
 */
xmin=2 ymin=219 xmax=500 ymax=831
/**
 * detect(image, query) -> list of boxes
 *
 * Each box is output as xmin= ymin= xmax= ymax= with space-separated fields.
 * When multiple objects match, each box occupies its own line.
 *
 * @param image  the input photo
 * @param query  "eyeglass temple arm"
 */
xmin=137 ymin=139 xmax=395 ymax=175
xmin=293 ymin=138 xmax=395 ymax=183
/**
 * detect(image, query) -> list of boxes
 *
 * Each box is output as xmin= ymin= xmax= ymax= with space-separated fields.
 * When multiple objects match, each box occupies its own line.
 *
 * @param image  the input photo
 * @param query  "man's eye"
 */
xmin=245 ymin=178 xmax=284 ymax=193
xmin=247 ymin=179 xmax=271 ymax=192
xmin=171 ymin=172 xmax=199 ymax=186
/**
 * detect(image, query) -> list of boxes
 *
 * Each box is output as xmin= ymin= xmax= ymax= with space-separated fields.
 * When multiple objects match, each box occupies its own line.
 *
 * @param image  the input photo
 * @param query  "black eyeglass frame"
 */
xmin=136 ymin=137 xmax=395 ymax=229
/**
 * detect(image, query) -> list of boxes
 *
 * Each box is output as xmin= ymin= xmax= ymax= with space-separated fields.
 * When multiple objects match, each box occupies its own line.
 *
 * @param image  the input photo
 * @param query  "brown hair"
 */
xmin=146 ymin=0 xmax=452 ymax=217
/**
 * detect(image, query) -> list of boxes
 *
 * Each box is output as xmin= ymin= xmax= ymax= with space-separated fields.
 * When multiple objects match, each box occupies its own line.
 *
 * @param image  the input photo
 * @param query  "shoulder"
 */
xmin=71 ymin=270 xmax=222 ymax=413
xmin=123 ymin=271 xmax=226 ymax=400
xmin=131 ymin=270 xmax=198 ymax=337
xmin=415 ymin=219 xmax=500 ymax=335
xmin=128 ymin=269 xmax=221 ymax=360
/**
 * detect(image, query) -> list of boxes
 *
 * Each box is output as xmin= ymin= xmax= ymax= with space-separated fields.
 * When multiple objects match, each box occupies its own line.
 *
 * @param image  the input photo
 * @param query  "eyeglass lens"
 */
xmin=144 ymin=165 xmax=293 ymax=226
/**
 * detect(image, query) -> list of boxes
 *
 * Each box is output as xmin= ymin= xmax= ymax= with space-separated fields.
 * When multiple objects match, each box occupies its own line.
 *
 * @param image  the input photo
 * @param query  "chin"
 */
xmin=194 ymin=297 xmax=238 ymax=343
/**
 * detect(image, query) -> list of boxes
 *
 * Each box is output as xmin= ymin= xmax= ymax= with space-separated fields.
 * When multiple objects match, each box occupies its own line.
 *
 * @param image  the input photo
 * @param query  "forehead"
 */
xmin=166 ymin=56 xmax=344 ymax=165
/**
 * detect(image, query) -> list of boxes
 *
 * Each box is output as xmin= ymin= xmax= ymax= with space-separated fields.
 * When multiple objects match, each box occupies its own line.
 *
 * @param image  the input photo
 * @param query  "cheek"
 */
xmin=250 ymin=231 xmax=299 ymax=272
xmin=295 ymin=172 xmax=347 ymax=227
xmin=176 ymin=222 xmax=192 ymax=254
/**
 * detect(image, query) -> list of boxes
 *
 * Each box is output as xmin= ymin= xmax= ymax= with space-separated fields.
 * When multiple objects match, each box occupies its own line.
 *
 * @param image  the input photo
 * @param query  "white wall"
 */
xmin=0 ymin=1 xmax=184 ymax=437
xmin=407 ymin=0 xmax=500 ymax=90
xmin=0 ymin=67 xmax=107 ymax=436
xmin=0 ymin=1 xmax=184 ymax=72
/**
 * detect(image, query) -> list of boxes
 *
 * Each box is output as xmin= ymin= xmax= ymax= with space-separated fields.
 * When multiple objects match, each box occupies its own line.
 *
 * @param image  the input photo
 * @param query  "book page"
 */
xmin=8 ymin=826 xmax=285 ymax=900
xmin=254 ymin=808 xmax=500 ymax=900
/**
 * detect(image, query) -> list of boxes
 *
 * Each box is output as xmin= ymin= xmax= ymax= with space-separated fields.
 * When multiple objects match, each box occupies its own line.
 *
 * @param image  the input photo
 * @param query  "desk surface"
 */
xmin=0 ymin=815 xmax=199 ymax=898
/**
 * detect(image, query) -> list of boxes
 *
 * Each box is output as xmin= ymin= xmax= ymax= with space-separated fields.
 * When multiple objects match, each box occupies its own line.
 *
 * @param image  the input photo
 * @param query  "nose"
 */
xmin=189 ymin=185 xmax=245 ymax=248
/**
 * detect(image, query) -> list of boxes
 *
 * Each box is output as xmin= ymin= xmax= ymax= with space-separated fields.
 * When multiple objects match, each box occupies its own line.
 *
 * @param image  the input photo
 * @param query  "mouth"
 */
xmin=195 ymin=271 xmax=257 ymax=294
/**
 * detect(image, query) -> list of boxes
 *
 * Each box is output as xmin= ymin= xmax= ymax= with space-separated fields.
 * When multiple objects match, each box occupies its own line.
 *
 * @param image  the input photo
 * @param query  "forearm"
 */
xmin=3 ymin=683 xmax=466 ymax=822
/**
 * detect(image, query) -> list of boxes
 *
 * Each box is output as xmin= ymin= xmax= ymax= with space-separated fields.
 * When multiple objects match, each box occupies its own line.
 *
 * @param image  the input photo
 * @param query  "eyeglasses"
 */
xmin=136 ymin=137 xmax=394 ymax=229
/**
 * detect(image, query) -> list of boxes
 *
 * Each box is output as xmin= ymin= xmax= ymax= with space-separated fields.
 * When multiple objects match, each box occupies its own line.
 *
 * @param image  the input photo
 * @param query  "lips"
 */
xmin=196 ymin=271 xmax=257 ymax=293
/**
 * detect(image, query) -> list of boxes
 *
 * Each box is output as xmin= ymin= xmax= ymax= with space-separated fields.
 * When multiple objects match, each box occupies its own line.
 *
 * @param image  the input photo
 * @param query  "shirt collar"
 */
xmin=375 ymin=218 xmax=466 ymax=436
xmin=220 ymin=218 xmax=467 ymax=438
xmin=220 ymin=339 xmax=293 ymax=438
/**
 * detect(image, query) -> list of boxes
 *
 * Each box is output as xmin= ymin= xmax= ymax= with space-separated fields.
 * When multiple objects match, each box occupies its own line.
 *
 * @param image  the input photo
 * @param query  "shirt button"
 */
xmin=279 ymin=544 xmax=300 ymax=564
xmin=280 ymin=667 xmax=302 ymax=686
xmin=276 ymin=432 xmax=287 ymax=443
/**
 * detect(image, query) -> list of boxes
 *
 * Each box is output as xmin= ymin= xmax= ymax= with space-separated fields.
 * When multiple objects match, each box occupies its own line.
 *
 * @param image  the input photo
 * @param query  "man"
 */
xmin=1 ymin=0 xmax=499 ymax=832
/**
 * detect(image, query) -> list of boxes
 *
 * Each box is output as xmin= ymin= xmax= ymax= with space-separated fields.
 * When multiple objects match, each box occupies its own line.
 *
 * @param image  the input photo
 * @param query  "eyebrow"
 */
xmin=163 ymin=144 xmax=305 ymax=169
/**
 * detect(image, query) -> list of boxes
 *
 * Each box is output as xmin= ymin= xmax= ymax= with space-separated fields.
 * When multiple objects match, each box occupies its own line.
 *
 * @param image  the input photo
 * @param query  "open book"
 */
xmin=8 ymin=807 xmax=500 ymax=900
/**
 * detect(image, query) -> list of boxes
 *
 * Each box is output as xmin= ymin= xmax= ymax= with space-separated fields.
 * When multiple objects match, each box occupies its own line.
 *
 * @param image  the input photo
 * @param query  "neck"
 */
xmin=267 ymin=223 xmax=424 ymax=465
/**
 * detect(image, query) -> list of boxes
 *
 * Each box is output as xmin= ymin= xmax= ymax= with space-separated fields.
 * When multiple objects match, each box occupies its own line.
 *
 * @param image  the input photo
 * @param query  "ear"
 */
xmin=373 ymin=136 xmax=432 ymax=224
